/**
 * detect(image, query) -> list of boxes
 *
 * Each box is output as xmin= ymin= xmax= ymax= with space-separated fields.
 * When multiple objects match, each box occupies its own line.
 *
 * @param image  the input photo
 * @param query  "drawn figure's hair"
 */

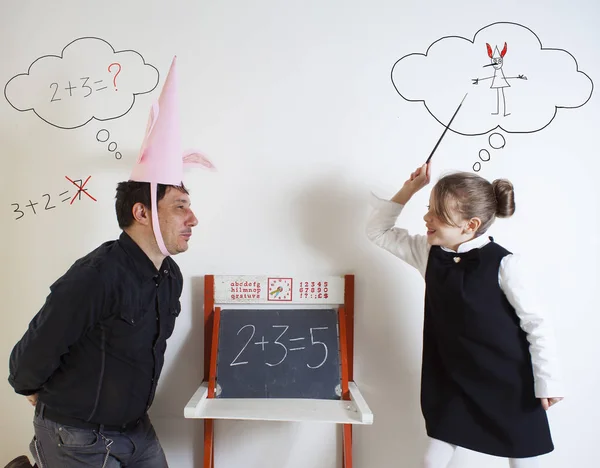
xmin=486 ymin=42 xmax=508 ymax=58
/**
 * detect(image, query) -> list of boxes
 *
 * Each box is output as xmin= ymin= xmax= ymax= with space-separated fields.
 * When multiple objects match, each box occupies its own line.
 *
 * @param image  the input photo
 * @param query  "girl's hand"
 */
xmin=541 ymin=397 xmax=563 ymax=410
xmin=405 ymin=163 xmax=431 ymax=193
xmin=392 ymin=163 xmax=432 ymax=205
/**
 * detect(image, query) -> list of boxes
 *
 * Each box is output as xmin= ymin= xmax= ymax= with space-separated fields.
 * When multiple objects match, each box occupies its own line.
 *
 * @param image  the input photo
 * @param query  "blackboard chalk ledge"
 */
xmin=184 ymin=380 xmax=373 ymax=425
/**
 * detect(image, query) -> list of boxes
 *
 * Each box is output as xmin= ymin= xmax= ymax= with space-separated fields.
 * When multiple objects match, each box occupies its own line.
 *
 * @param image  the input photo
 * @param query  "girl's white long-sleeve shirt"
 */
xmin=366 ymin=194 xmax=564 ymax=399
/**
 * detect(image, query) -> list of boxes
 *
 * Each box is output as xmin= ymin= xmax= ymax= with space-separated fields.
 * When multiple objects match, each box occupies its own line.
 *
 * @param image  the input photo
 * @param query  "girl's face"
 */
xmin=423 ymin=192 xmax=478 ymax=251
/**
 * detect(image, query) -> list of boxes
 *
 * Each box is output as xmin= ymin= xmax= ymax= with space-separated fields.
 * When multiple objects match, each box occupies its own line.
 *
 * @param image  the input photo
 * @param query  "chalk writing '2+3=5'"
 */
xmin=11 ymin=176 xmax=96 ymax=220
xmin=230 ymin=324 xmax=330 ymax=369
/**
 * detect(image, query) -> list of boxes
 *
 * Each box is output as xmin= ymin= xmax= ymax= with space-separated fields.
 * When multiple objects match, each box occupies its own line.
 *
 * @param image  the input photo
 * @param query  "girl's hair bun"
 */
xmin=492 ymin=179 xmax=515 ymax=218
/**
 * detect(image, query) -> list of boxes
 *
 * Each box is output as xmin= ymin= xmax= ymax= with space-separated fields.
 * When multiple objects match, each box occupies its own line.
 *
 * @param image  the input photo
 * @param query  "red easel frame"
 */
xmin=202 ymin=274 xmax=355 ymax=468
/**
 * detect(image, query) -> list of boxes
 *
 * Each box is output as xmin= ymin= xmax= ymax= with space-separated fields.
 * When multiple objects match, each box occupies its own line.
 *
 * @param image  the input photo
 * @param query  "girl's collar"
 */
xmin=440 ymin=235 xmax=491 ymax=254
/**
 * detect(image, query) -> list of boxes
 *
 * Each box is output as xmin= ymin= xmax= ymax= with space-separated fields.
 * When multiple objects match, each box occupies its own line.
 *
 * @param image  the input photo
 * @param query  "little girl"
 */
xmin=366 ymin=163 xmax=563 ymax=467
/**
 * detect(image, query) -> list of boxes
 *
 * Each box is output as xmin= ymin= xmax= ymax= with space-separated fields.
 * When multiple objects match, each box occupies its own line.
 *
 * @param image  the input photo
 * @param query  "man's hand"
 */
xmin=26 ymin=393 xmax=38 ymax=407
xmin=541 ymin=397 xmax=563 ymax=410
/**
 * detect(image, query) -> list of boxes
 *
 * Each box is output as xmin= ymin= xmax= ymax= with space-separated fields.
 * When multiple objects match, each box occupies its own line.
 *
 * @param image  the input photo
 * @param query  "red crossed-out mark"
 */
xmin=65 ymin=176 xmax=97 ymax=204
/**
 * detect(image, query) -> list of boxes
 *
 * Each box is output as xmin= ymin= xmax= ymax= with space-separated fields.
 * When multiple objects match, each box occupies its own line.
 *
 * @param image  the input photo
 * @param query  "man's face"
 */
xmin=156 ymin=187 xmax=198 ymax=255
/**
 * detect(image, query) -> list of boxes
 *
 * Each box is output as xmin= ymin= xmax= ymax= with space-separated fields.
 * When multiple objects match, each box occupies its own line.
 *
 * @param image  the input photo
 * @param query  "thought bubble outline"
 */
xmin=3 ymin=36 xmax=160 ymax=130
xmin=390 ymin=22 xmax=594 ymax=136
xmin=489 ymin=132 xmax=506 ymax=149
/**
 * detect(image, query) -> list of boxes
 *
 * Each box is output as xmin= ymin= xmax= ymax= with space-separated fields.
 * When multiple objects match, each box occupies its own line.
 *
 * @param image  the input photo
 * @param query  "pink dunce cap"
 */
xmin=130 ymin=56 xmax=215 ymax=256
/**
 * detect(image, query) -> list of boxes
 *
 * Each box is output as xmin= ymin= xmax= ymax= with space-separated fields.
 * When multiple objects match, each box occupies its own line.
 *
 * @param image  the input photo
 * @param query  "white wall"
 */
xmin=1 ymin=1 xmax=599 ymax=466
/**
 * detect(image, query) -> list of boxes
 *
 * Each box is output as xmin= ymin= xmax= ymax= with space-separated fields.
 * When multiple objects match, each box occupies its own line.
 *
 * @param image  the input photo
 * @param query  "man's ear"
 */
xmin=465 ymin=217 xmax=482 ymax=234
xmin=132 ymin=202 xmax=151 ymax=226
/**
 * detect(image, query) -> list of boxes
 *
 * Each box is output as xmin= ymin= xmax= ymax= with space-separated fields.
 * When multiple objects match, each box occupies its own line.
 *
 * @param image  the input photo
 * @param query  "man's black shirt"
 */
xmin=9 ymin=232 xmax=183 ymax=427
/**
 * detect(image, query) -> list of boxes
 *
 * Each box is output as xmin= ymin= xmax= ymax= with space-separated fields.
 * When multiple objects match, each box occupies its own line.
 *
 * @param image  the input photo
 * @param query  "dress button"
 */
xmin=453 ymin=257 xmax=461 ymax=263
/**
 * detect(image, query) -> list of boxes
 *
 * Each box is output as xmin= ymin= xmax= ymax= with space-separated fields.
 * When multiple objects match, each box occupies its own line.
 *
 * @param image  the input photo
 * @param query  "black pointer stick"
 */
xmin=425 ymin=93 xmax=468 ymax=164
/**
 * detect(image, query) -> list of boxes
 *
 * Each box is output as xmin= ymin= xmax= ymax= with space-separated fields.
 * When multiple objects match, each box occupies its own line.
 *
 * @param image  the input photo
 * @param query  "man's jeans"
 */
xmin=29 ymin=404 xmax=168 ymax=467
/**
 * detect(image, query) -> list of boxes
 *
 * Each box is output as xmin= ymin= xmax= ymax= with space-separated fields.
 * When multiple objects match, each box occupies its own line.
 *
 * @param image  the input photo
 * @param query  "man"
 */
xmin=7 ymin=56 xmax=214 ymax=467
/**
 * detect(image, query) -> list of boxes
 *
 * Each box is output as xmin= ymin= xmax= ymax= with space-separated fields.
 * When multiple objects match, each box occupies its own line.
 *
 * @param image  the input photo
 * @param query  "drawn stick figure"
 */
xmin=472 ymin=42 xmax=527 ymax=116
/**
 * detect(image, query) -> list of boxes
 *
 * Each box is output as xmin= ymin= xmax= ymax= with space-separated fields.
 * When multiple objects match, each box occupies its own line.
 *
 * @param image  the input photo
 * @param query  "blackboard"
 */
xmin=215 ymin=309 xmax=341 ymax=399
